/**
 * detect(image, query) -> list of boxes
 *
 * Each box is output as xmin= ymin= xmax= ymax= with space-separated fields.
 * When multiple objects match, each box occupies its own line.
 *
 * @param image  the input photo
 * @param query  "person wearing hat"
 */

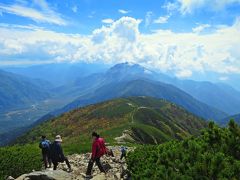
xmin=50 ymin=135 xmax=72 ymax=172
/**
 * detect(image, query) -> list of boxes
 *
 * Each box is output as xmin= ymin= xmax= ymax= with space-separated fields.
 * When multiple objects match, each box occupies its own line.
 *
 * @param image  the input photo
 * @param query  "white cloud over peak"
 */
xmin=0 ymin=16 xmax=240 ymax=78
xmin=0 ymin=0 xmax=66 ymax=25
xmin=178 ymin=0 xmax=240 ymax=14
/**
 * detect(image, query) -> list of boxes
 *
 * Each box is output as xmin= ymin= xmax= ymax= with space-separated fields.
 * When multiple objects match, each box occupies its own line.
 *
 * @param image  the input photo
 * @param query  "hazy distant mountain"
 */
xmin=0 ymin=70 xmax=51 ymax=111
xmin=5 ymin=62 xmax=109 ymax=87
xmin=220 ymin=113 xmax=240 ymax=126
xmin=71 ymin=62 xmax=240 ymax=115
xmin=5 ymin=62 xmax=240 ymax=115
xmin=58 ymin=79 xmax=227 ymax=121
xmin=59 ymin=62 xmax=171 ymax=97
xmin=171 ymin=80 xmax=240 ymax=115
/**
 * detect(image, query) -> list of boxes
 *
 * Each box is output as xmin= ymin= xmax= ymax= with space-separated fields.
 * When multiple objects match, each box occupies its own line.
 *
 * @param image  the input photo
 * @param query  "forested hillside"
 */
xmin=127 ymin=120 xmax=240 ymax=179
xmin=15 ymin=97 xmax=207 ymax=146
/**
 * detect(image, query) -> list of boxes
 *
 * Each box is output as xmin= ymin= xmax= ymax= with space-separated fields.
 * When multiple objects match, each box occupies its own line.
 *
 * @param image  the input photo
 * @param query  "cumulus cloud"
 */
xmin=178 ymin=0 xmax=240 ymax=14
xmin=0 ymin=0 xmax=66 ymax=25
xmin=0 ymin=16 xmax=240 ymax=77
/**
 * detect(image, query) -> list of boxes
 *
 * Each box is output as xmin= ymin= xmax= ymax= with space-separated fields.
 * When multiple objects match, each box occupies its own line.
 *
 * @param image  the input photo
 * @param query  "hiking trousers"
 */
xmin=86 ymin=157 xmax=105 ymax=175
xmin=120 ymin=152 xmax=126 ymax=160
xmin=53 ymin=157 xmax=71 ymax=170
xmin=42 ymin=152 xmax=52 ymax=169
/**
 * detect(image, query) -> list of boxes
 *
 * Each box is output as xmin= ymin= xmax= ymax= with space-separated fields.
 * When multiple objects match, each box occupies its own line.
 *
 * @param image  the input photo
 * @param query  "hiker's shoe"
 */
xmin=67 ymin=168 xmax=73 ymax=173
xmin=85 ymin=175 xmax=93 ymax=179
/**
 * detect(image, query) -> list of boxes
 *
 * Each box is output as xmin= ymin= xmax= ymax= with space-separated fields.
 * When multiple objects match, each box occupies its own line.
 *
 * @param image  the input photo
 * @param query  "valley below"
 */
xmin=0 ymin=96 xmax=77 ymax=146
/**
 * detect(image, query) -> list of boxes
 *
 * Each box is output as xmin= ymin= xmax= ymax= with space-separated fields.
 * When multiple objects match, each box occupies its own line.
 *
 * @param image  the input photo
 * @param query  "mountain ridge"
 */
xmin=56 ymin=79 xmax=227 ymax=121
xmin=15 ymin=96 xmax=207 ymax=146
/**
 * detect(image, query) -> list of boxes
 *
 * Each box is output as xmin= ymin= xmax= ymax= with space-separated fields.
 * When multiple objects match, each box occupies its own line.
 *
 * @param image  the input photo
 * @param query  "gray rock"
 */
xmin=114 ymin=172 xmax=121 ymax=180
xmin=92 ymin=173 xmax=106 ymax=180
xmin=16 ymin=170 xmax=72 ymax=180
xmin=6 ymin=176 xmax=15 ymax=180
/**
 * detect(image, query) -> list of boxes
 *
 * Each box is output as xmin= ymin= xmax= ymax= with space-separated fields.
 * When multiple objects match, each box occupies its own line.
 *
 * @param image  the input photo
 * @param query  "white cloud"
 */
xmin=145 ymin=11 xmax=153 ymax=27
xmin=102 ymin=18 xmax=114 ymax=24
xmin=192 ymin=24 xmax=211 ymax=33
xmin=219 ymin=76 xmax=229 ymax=81
xmin=0 ymin=16 xmax=240 ymax=77
xmin=0 ymin=1 xmax=66 ymax=25
xmin=162 ymin=2 xmax=179 ymax=12
xmin=72 ymin=5 xmax=78 ymax=13
xmin=176 ymin=69 xmax=193 ymax=78
xmin=118 ymin=9 xmax=129 ymax=14
xmin=178 ymin=0 xmax=240 ymax=14
xmin=154 ymin=15 xmax=170 ymax=24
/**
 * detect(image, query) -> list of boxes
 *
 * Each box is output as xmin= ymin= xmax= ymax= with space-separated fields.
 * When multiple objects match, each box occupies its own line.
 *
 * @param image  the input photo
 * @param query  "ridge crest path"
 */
xmin=13 ymin=146 xmax=134 ymax=180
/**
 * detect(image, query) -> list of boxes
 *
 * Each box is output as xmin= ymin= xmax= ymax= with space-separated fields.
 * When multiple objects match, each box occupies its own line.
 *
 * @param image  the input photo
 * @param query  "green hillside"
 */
xmin=16 ymin=97 xmax=207 ymax=150
xmin=127 ymin=120 xmax=240 ymax=179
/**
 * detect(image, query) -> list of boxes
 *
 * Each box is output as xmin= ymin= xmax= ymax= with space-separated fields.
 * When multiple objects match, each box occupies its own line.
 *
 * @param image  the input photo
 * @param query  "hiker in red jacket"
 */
xmin=85 ymin=132 xmax=106 ymax=178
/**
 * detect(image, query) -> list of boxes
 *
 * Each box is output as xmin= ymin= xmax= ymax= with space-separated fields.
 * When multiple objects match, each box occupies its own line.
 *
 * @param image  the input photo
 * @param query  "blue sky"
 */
xmin=1 ymin=0 xmax=239 ymax=33
xmin=0 ymin=0 xmax=240 ymax=82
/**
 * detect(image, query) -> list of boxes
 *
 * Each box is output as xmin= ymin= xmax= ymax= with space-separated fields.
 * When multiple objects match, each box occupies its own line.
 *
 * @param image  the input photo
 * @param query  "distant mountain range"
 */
xmin=220 ymin=113 xmax=240 ymax=126
xmin=5 ymin=62 xmax=109 ymax=87
xmin=2 ymin=62 xmax=240 ymax=146
xmin=58 ymin=79 xmax=227 ymax=121
xmin=15 ymin=97 xmax=207 ymax=145
xmin=57 ymin=62 xmax=240 ymax=115
xmin=0 ymin=70 xmax=52 ymax=112
xmin=164 ymin=79 xmax=240 ymax=115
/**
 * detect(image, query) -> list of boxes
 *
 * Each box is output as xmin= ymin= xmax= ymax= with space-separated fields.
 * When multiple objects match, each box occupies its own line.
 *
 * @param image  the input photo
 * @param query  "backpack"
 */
xmin=41 ymin=140 xmax=50 ymax=149
xmin=98 ymin=138 xmax=107 ymax=157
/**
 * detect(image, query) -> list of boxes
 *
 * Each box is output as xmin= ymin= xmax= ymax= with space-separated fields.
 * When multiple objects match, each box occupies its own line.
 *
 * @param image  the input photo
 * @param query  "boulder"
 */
xmin=15 ymin=170 xmax=72 ymax=180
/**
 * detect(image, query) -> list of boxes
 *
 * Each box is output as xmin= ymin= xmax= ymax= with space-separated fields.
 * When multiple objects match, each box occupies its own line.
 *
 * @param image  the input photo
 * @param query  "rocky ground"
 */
xmin=9 ymin=146 xmax=134 ymax=180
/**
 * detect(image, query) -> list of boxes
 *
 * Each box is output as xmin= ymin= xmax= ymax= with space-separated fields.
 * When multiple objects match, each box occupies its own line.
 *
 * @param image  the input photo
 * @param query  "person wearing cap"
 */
xmin=50 ymin=135 xmax=72 ymax=172
xmin=85 ymin=132 xmax=106 ymax=178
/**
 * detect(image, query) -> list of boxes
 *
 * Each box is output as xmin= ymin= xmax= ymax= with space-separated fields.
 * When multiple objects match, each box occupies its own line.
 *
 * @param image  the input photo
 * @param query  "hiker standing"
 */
xmin=50 ymin=135 xmax=72 ymax=172
xmin=120 ymin=146 xmax=127 ymax=160
xmin=39 ymin=135 xmax=51 ymax=169
xmin=85 ymin=132 xmax=106 ymax=178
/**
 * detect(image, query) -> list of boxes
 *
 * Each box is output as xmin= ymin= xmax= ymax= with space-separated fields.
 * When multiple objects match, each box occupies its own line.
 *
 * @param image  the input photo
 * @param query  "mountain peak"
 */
xmin=107 ymin=62 xmax=153 ymax=75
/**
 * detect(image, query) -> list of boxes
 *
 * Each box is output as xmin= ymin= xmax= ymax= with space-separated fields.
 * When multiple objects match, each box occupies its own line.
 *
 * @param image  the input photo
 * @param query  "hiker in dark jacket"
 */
xmin=85 ymin=132 xmax=106 ymax=178
xmin=120 ymin=146 xmax=127 ymax=160
xmin=39 ymin=135 xmax=51 ymax=169
xmin=50 ymin=135 xmax=72 ymax=172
